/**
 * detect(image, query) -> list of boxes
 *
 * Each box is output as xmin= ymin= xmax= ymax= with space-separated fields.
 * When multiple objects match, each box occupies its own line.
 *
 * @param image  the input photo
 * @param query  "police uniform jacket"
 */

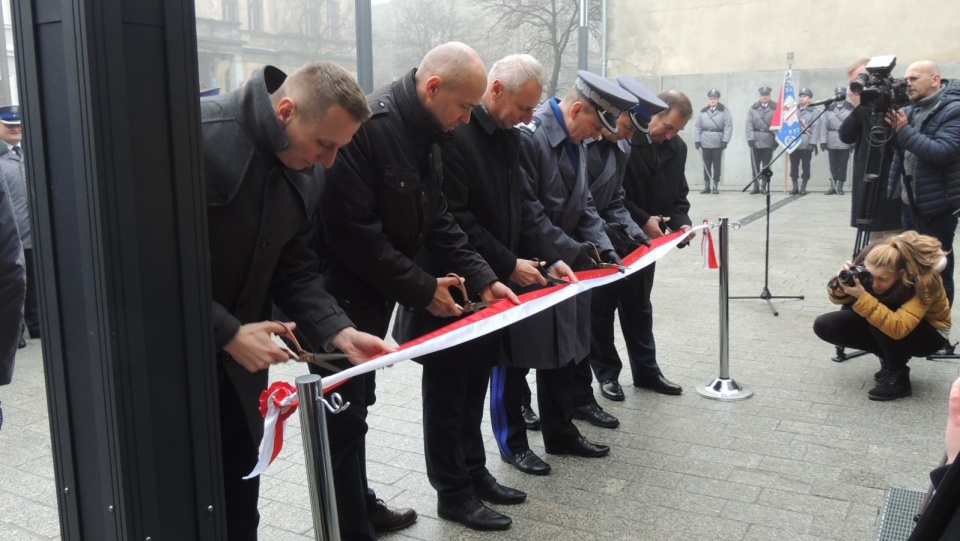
xmin=393 ymin=104 xmax=562 ymax=367
xmin=795 ymin=106 xmax=817 ymax=150
xmin=202 ymin=66 xmax=354 ymax=440
xmin=817 ymin=101 xmax=854 ymax=150
xmin=622 ymin=132 xmax=693 ymax=232
xmin=0 ymin=146 xmax=29 ymax=250
xmin=519 ymin=99 xmax=613 ymax=262
xmin=694 ymin=104 xmax=732 ymax=149
xmin=0 ymin=174 xmax=24 ymax=385
xmin=587 ymin=138 xmax=643 ymax=239
xmin=746 ymin=101 xmax=778 ymax=149
xmin=837 ymin=105 xmax=902 ymax=230
xmin=320 ymin=69 xmax=496 ymax=334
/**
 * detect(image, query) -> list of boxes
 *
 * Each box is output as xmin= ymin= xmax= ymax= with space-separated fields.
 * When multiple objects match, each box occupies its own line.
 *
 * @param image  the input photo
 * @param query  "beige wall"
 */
xmin=608 ymin=0 xmax=960 ymax=76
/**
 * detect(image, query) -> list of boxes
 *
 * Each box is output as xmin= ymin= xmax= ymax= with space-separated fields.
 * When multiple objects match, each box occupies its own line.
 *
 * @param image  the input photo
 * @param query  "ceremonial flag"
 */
xmin=771 ymin=69 xmax=803 ymax=154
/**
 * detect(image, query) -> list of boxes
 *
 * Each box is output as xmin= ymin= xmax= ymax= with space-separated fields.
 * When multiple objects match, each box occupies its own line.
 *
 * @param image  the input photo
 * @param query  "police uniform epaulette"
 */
xmin=370 ymin=98 xmax=390 ymax=117
xmin=517 ymin=116 xmax=541 ymax=135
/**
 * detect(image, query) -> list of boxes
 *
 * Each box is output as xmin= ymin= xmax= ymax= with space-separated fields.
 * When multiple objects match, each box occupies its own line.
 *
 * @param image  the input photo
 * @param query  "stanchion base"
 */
xmin=696 ymin=377 xmax=754 ymax=401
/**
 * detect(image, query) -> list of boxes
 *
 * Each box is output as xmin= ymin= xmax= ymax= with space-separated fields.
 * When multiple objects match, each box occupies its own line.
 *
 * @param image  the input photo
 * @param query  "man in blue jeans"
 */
xmin=888 ymin=60 xmax=960 ymax=305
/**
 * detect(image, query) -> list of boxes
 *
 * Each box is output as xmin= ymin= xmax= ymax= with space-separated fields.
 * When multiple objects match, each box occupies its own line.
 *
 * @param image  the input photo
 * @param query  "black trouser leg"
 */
xmin=828 ymin=149 xmax=850 ymax=183
xmin=219 ymin=376 xmax=261 ymax=541
xmin=536 ymin=363 xmax=581 ymax=448
xmin=620 ymin=263 xmax=662 ymax=382
xmin=813 ymin=308 xmax=946 ymax=370
xmin=799 ymin=149 xmax=812 ymax=182
xmin=490 ymin=365 xmax=531 ymax=457
xmin=22 ymin=248 xmax=39 ymax=337
xmin=789 ymin=151 xmax=802 ymax=182
xmin=569 ymin=357 xmax=597 ymax=408
xmin=422 ymin=355 xmax=492 ymax=504
xmin=588 ymin=281 xmax=623 ymax=384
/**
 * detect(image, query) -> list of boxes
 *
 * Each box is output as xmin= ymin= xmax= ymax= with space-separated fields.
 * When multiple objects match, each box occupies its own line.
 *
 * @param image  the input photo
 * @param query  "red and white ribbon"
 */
xmin=244 ymin=382 xmax=299 ymax=479
xmin=701 ymin=220 xmax=718 ymax=269
xmin=248 ymin=224 xmax=708 ymax=476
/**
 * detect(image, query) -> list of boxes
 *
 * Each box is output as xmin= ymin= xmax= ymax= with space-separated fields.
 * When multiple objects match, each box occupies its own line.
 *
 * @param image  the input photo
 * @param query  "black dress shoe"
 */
xmin=520 ymin=404 xmax=540 ymax=430
xmin=369 ymin=498 xmax=417 ymax=532
xmin=573 ymin=403 xmax=619 ymax=428
xmin=18 ymin=336 xmax=26 ymax=349
xmin=544 ymin=436 xmax=610 ymax=457
xmin=634 ymin=374 xmax=683 ymax=395
xmin=472 ymin=472 xmax=526 ymax=504
xmin=438 ymin=496 xmax=512 ymax=531
xmin=600 ymin=380 xmax=624 ymax=401
xmin=500 ymin=449 xmax=551 ymax=475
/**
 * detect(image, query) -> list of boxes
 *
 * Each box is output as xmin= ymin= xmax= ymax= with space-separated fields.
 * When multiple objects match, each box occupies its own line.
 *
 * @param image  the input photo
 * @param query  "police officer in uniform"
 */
xmin=497 ymin=70 xmax=631 ymax=472
xmin=318 ymin=43 xmax=518 ymax=540
xmin=789 ymin=88 xmax=818 ymax=195
xmin=817 ymin=86 xmax=855 ymax=195
xmin=746 ymin=86 xmax=777 ymax=194
xmin=694 ymin=89 xmax=732 ymax=194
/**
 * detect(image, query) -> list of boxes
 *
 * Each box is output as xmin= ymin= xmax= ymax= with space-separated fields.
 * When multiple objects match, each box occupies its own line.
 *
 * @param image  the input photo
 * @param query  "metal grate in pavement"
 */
xmin=877 ymin=486 xmax=926 ymax=541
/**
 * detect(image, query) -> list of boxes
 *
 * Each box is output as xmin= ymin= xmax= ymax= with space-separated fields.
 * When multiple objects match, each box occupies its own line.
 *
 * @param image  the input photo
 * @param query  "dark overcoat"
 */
xmin=587 ymin=138 xmax=643 ymax=239
xmin=202 ymin=66 xmax=354 ymax=440
xmin=320 ymin=69 xmax=495 ymax=335
xmin=0 ymin=173 xmax=24 ymax=385
xmin=392 ymin=105 xmax=564 ymax=368
xmin=838 ymin=105 xmax=902 ymax=231
xmin=622 ymin=132 xmax=693 ymax=232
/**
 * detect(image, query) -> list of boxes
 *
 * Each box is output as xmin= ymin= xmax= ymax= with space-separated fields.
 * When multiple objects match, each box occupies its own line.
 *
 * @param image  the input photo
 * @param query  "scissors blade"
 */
xmin=298 ymin=352 xmax=348 ymax=373
xmin=461 ymin=301 xmax=494 ymax=314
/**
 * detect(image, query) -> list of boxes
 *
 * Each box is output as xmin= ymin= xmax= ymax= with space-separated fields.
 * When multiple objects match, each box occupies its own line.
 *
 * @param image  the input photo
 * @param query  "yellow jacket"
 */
xmin=829 ymin=283 xmax=951 ymax=339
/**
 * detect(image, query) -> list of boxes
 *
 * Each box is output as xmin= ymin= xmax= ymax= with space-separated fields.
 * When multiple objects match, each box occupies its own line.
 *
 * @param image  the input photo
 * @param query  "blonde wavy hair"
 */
xmin=865 ymin=231 xmax=948 ymax=305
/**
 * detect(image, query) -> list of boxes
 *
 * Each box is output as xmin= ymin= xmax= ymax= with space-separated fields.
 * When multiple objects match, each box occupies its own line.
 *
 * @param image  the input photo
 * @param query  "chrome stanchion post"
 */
xmin=697 ymin=218 xmax=754 ymax=401
xmin=297 ymin=374 xmax=349 ymax=540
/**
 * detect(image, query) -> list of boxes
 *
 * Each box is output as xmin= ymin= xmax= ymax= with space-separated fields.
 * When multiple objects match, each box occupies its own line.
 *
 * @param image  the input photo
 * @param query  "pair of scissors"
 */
xmin=446 ymin=273 xmax=494 ymax=314
xmin=273 ymin=321 xmax=346 ymax=373
xmin=583 ymin=242 xmax=627 ymax=273
xmin=531 ymin=258 xmax=571 ymax=286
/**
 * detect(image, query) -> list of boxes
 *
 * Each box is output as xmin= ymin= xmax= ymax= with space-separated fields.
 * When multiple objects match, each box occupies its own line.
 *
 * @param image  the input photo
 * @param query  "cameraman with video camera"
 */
xmin=886 ymin=60 xmax=960 ymax=306
xmin=813 ymin=231 xmax=950 ymax=400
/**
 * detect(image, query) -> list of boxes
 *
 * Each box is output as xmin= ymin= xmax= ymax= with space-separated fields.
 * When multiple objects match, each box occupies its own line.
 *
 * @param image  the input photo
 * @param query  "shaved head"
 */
xmin=905 ymin=60 xmax=943 ymax=101
xmin=415 ymin=42 xmax=487 ymax=131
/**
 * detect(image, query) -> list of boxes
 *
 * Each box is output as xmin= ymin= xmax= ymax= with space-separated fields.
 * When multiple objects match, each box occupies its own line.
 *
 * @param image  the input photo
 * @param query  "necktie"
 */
xmin=12 ymin=146 xmax=20 ymax=157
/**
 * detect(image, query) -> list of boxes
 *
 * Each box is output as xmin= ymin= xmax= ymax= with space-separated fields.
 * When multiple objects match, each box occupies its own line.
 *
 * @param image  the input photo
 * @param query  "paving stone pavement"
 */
xmin=2 ymin=185 xmax=959 ymax=540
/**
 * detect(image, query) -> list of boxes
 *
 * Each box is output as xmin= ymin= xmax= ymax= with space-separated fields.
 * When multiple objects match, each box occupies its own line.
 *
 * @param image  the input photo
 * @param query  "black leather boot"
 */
xmin=837 ymin=181 xmax=845 ymax=195
xmin=789 ymin=180 xmax=799 ymax=195
xmin=800 ymin=180 xmax=808 ymax=195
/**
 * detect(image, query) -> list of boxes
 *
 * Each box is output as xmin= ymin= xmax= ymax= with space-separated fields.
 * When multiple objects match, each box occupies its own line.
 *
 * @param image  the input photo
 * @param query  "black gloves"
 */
xmin=720 ymin=142 xmax=728 ymax=150
xmin=747 ymin=140 xmax=755 ymax=149
xmin=820 ymin=143 xmax=827 ymax=152
xmin=573 ymin=241 xmax=599 ymax=271
xmin=694 ymin=142 xmax=701 ymax=150
xmin=812 ymin=145 xmax=819 ymax=156
xmin=600 ymin=249 xmax=623 ymax=267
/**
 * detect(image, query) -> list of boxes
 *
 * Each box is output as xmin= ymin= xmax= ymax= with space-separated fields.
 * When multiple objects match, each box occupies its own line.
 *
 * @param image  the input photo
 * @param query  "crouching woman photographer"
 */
xmin=813 ymin=232 xmax=951 ymax=401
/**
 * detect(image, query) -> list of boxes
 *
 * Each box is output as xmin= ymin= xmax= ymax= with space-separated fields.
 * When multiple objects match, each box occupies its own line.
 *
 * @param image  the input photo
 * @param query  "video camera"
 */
xmin=848 ymin=55 xmax=910 ymax=113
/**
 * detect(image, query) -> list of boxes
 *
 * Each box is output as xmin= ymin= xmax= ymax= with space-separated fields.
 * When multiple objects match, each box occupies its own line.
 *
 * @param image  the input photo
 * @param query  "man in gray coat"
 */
xmin=817 ymin=86 xmax=855 ymax=195
xmin=0 ymin=106 xmax=36 ymax=344
xmin=694 ymin=89 xmax=732 ymax=194
xmin=746 ymin=86 xmax=777 ymax=194
xmin=0 ymin=165 xmax=25 ymax=430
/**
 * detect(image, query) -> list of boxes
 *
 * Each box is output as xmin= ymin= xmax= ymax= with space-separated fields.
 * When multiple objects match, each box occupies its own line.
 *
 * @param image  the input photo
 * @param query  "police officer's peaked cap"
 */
xmin=707 ymin=89 xmax=721 ymax=98
xmin=199 ymin=87 xmax=221 ymax=98
xmin=617 ymin=76 xmax=668 ymax=131
xmin=799 ymin=88 xmax=813 ymax=97
xmin=834 ymin=86 xmax=847 ymax=95
xmin=758 ymin=86 xmax=772 ymax=95
xmin=574 ymin=70 xmax=638 ymax=134
xmin=0 ymin=105 xmax=21 ymax=125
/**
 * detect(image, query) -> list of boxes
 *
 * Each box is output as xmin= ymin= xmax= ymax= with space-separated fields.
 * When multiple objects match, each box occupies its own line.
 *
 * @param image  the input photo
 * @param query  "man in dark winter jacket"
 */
xmin=888 ymin=60 xmax=960 ymax=304
xmin=202 ymin=62 xmax=394 ymax=541
xmin=319 ymin=42 xmax=518 ymax=540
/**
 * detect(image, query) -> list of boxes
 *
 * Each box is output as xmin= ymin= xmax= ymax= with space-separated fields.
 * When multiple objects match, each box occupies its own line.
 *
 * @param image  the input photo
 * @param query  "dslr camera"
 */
xmin=849 ymin=55 xmax=910 ymax=113
xmin=839 ymin=265 xmax=874 ymax=290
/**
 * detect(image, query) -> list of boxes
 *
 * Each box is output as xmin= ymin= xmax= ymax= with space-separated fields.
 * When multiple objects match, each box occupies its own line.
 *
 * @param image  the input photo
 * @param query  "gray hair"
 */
xmin=488 ymin=54 xmax=547 ymax=94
